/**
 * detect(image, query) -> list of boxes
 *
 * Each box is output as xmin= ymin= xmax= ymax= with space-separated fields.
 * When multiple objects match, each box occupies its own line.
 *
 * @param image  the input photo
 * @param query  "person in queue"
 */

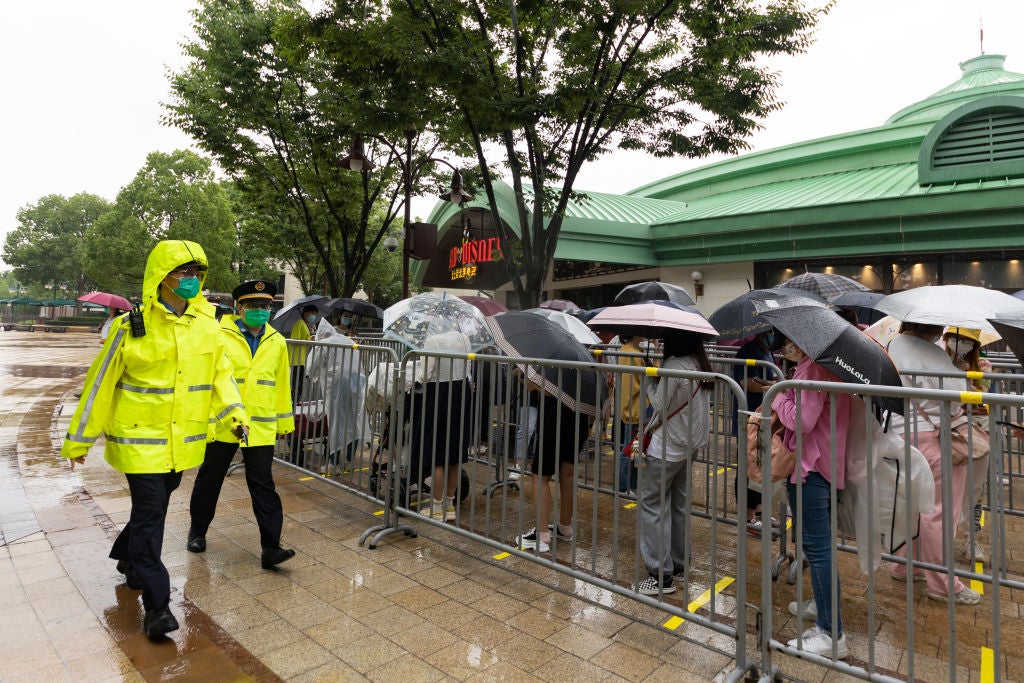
xmin=943 ymin=326 xmax=991 ymax=565
xmin=632 ymin=332 xmax=711 ymax=596
xmin=615 ymin=335 xmax=647 ymax=496
xmin=887 ymin=322 xmax=979 ymax=605
xmin=60 ymin=240 xmax=248 ymax=639
xmin=288 ymin=304 xmax=319 ymax=401
xmin=187 ymin=279 xmax=296 ymax=570
xmin=772 ymin=335 xmax=851 ymax=659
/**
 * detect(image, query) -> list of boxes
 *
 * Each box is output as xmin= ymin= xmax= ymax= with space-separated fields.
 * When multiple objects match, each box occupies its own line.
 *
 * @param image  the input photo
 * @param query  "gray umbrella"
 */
xmin=777 ymin=272 xmax=868 ymax=299
xmin=988 ymin=319 xmax=1024 ymax=364
xmin=708 ymin=288 xmax=826 ymax=340
xmin=613 ymin=281 xmax=695 ymax=307
xmin=753 ymin=300 xmax=903 ymax=414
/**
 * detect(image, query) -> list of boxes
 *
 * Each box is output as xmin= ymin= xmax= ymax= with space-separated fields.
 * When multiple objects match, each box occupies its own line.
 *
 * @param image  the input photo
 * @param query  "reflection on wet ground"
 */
xmin=0 ymin=364 xmax=87 ymax=378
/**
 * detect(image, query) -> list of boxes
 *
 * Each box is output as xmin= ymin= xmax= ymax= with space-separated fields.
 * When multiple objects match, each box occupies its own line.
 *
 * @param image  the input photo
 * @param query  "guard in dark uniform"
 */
xmin=187 ymin=280 xmax=297 ymax=569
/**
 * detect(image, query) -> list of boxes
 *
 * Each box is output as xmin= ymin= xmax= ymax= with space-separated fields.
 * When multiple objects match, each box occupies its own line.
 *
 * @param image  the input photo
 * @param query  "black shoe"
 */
xmin=115 ymin=559 xmax=143 ymax=590
xmin=143 ymin=605 xmax=179 ymax=638
xmin=261 ymin=546 xmax=296 ymax=570
xmin=186 ymin=528 xmax=206 ymax=554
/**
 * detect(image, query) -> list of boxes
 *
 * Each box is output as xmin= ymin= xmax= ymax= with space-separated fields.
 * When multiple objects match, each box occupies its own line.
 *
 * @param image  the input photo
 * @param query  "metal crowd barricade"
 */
xmin=753 ymin=378 xmax=1024 ymax=683
xmin=353 ymin=346 xmax=762 ymax=682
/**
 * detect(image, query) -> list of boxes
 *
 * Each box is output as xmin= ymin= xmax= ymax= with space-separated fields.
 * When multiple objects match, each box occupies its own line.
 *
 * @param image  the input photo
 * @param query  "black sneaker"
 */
xmin=115 ymin=559 xmax=143 ymax=590
xmin=144 ymin=605 xmax=179 ymax=638
xmin=634 ymin=575 xmax=675 ymax=596
xmin=546 ymin=524 xmax=575 ymax=541
xmin=261 ymin=546 xmax=296 ymax=569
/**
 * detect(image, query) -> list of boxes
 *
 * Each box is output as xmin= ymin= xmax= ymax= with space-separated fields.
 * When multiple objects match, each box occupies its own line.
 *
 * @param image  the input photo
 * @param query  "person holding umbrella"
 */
xmin=772 ymin=335 xmax=852 ymax=659
xmin=886 ymin=322 xmax=979 ymax=606
xmin=632 ymin=331 xmax=712 ymax=596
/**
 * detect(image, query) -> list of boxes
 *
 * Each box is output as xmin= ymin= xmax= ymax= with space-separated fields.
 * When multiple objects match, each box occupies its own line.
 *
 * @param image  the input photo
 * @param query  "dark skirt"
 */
xmin=408 ymin=379 xmax=472 ymax=472
xmin=531 ymin=395 xmax=590 ymax=477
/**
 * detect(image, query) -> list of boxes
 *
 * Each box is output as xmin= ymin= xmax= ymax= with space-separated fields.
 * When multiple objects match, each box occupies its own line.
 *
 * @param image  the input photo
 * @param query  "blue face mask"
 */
xmin=306 ymin=314 xmax=318 ymax=326
xmin=341 ymin=316 xmax=352 ymax=327
xmin=243 ymin=309 xmax=271 ymax=327
xmin=172 ymin=276 xmax=201 ymax=300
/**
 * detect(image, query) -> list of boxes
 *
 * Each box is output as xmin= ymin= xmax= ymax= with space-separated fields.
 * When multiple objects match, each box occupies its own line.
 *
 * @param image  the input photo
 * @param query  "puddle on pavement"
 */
xmin=0 ymin=364 xmax=86 ymax=378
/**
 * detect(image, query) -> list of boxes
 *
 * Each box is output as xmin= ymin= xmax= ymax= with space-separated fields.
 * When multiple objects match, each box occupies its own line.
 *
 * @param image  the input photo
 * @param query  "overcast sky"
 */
xmin=2 ymin=0 xmax=1023 ymax=267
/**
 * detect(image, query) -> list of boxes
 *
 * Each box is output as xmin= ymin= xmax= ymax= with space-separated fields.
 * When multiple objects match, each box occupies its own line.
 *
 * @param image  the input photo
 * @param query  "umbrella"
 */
xmin=458 ymin=295 xmax=508 ymax=317
xmin=752 ymin=301 xmax=904 ymax=414
xmin=587 ymin=300 xmax=718 ymax=339
xmin=270 ymin=295 xmax=332 ymax=333
xmin=523 ymin=308 xmax=602 ymax=345
xmin=988 ymin=319 xmax=1024 ymax=364
xmin=78 ymin=291 xmax=132 ymax=311
xmin=383 ymin=291 xmax=494 ymax=351
xmin=863 ymin=315 xmax=903 ymax=349
xmin=708 ymin=288 xmax=826 ymax=340
xmin=327 ymin=297 xmax=384 ymax=319
xmin=613 ymin=281 xmax=695 ymax=307
xmin=1012 ymin=290 xmax=1024 ymax=301
xmin=571 ymin=307 xmax=605 ymax=323
xmin=485 ymin=312 xmax=599 ymax=417
xmin=876 ymin=285 xmax=1024 ymax=333
xmin=777 ymin=272 xmax=869 ymax=299
xmin=830 ymin=291 xmax=887 ymax=325
xmin=539 ymin=298 xmax=580 ymax=313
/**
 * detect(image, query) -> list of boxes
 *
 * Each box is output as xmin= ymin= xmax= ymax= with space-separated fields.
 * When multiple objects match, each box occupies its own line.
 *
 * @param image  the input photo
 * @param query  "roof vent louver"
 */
xmin=919 ymin=96 xmax=1024 ymax=185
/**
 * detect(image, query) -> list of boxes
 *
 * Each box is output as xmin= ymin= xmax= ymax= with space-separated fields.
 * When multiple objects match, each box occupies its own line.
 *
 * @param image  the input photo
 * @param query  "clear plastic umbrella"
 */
xmin=383 ymin=292 xmax=494 ymax=351
xmin=523 ymin=308 xmax=601 ymax=345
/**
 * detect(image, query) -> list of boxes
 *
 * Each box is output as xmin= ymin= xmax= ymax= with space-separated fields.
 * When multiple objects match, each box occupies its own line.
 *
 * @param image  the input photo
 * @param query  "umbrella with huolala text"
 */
xmin=752 ymin=299 xmax=903 ymax=415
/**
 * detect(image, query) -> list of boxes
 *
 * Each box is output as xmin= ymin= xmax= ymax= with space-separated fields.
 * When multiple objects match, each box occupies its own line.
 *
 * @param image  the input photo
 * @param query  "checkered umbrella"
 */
xmin=777 ymin=272 xmax=869 ymax=299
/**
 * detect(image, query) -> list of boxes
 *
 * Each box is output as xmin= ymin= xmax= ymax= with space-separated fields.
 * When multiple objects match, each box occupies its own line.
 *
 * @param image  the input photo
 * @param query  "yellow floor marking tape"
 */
xmin=786 ymin=518 xmax=793 ymax=530
xmin=971 ymin=561 xmax=985 ymax=595
xmin=981 ymin=646 xmax=994 ymax=683
xmin=299 ymin=476 xmax=313 ymax=481
xmin=663 ymin=576 xmax=735 ymax=630
xmin=373 ymin=510 xmax=385 ymax=516
xmin=493 ymin=552 xmax=510 ymax=560
xmin=624 ymin=502 xmax=637 ymax=509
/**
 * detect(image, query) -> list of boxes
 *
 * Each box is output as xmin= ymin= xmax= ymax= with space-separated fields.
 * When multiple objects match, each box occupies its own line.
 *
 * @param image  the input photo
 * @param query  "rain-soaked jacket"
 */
xmin=307 ymin=318 xmax=370 ymax=456
xmin=214 ymin=315 xmax=294 ymax=445
xmin=60 ymin=240 xmax=247 ymax=473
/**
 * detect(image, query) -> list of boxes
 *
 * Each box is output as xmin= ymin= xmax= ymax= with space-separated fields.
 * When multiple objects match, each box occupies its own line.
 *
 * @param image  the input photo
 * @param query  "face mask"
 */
xmin=306 ymin=314 xmax=318 ymax=325
xmin=947 ymin=338 xmax=974 ymax=360
xmin=172 ymin=276 xmax=201 ymax=300
xmin=781 ymin=341 xmax=803 ymax=362
xmin=243 ymin=309 xmax=271 ymax=327
xmin=341 ymin=316 xmax=352 ymax=327
xmin=763 ymin=331 xmax=776 ymax=348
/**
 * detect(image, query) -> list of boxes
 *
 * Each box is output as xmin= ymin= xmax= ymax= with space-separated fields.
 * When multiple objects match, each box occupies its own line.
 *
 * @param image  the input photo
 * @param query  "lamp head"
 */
xmin=339 ymin=135 xmax=375 ymax=172
xmin=441 ymin=169 xmax=473 ymax=204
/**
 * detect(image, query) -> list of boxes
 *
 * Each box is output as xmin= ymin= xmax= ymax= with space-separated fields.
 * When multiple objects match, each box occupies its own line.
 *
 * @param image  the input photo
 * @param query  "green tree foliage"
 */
xmin=2 ymin=192 xmax=111 ymax=298
xmin=164 ymin=0 xmax=419 ymax=298
xmin=85 ymin=150 xmax=237 ymax=293
xmin=370 ymin=0 xmax=828 ymax=307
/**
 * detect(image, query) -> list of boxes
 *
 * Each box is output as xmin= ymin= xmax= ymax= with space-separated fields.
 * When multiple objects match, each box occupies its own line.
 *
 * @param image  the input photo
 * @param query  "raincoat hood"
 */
xmin=142 ymin=240 xmax=212 ymax=312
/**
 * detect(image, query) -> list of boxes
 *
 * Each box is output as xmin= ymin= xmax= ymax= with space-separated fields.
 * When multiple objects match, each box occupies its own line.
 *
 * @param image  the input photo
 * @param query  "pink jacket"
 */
xmin=771 ymin=356 xmax=852 ymax=488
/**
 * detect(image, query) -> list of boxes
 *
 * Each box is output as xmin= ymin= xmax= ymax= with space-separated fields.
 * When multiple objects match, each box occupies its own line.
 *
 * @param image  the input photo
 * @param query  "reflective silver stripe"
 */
xmin=277 ymin=412 xmax=293 ymax=419
xmin=250 ymin=416 xmax=277 ymax=423
xmin=74 ymin=327 xmax=128 ymax=440
xmin=256 ymin=379 xmax=276 ymax=386
xmin=106 ymin=436 xmax=168 ymax=445
xmin=188 ymin=384 xmax=213 ymax=392
xmin=118 ymin=382 xmax=174 ymax=395
xmin=214 ymin=403 xmax=244 ymax=421
xmin=235 ymin=378 xmax=246 ymax=384
xmin=65 ymin=432 xmax=98 ymax=444
xmin=184 ymin=433 xmax=208 ymax=443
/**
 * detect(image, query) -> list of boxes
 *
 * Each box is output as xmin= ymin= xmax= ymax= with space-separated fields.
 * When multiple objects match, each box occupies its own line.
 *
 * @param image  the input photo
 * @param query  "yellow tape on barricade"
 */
xmin=593 ymin=349 xmax=603 ymax=357
xmin=467 ymin=353 xmax=476 ymax=361
xmin=961 ymin=391 xmax=984 ymax=404
xmin=746 ymin=358 xmax=757 ymax=366
xmin=966 ymin=370 xmax=984 ymax=380
xmin=645 ymin=367 xmax=659 ymax=377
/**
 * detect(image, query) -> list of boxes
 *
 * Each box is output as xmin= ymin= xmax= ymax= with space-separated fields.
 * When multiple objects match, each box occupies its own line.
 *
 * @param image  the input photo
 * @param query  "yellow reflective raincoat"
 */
xmin=215 ymin=315 xmax=294 ymax=445
xmin=61 ymin=240 xmax=247 ymax=473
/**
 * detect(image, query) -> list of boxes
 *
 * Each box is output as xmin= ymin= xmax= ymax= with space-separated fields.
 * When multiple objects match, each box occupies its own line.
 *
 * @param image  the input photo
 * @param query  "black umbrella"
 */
xmin=830 ymin=291 xmax=887 ymax=325
xmin=753 ymin=302 xmax=904 ymax=414
xmin=613 ymin=281 xmax=695 ymax=307
xmin=270 ymin=295 xmax=332 ymax=333
xmin=708 ymin=289 xmax=827 ymax=340
xmin=327 ymin=297 xmax=384 ymax=319
xmin=776 ymin=272 xmax=869 ymax=299
xmin=988 ymin=319 xmax=1024 ymax=364
xmin=485 ymin=312 xmax=600 ymax=417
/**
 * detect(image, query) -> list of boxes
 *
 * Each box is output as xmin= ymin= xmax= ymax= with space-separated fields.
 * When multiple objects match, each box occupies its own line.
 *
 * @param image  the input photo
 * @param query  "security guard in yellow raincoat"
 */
xmin=187 ymin=279 xmax=296 ymax=569
xmin=60 ymin=240 xmax=248 ymax=639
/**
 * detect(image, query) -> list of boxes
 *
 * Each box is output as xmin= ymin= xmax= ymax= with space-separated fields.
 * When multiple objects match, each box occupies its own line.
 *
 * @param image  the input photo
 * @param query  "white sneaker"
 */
xmin=787 ymin=625 xmax=848 ymax=659
xmin=516 ymin=528 xmax=550 ymax=553
xmin=958 ymin=537 xmax=987 ymax=564
xmin=547 ymin=523 xmax=574 ymax=541
xmin=507 ymin=471 xmax=521 ymax=482
xmin=788 ymin=599 xmax=817 ymax=620
xmin=420 ymin=502 xmax=447 ymax=522
xmin=319 ymin=464 xmax=335 ymax=477
xmin=443 ymin=499 xmax=457 ymax=522
xmin=926 ymin=586 xmax=981 ymax=606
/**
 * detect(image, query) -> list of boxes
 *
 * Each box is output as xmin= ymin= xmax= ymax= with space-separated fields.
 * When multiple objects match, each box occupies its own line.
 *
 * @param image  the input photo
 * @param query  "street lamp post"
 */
xmin=340 ymin=129 xmax=471 ymax=299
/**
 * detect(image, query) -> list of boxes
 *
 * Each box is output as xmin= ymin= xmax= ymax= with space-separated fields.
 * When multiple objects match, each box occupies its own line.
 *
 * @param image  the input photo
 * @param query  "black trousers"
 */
xmin=189 ymin=441 xmax=283 ymax=551
xmin=109 ymin=470 xmax=183 ymax=611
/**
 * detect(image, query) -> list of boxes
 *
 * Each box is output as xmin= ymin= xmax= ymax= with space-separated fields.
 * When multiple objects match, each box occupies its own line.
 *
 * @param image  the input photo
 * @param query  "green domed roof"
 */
xmin=886 ymin=54 xmax=1024 ymax=124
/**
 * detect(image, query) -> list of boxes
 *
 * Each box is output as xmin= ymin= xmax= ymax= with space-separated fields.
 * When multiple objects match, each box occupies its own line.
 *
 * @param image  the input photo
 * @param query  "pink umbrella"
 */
xmin=78 ymin=291 xmax=132 ymax=311
xmin=458 ymin=295 xmax=508 ymax=317
xmin=587 ymin=301 xmax=718 ymax=338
